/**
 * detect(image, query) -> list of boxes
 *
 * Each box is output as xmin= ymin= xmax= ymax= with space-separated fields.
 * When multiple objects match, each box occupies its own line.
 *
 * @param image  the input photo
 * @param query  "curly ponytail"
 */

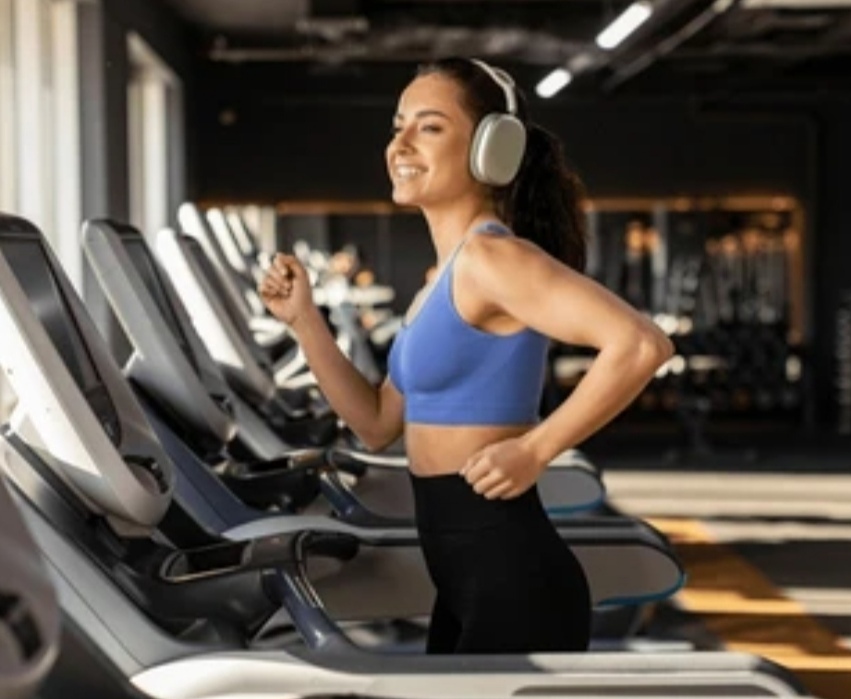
xmin=500 ymin=124 xmax=587 ymax=272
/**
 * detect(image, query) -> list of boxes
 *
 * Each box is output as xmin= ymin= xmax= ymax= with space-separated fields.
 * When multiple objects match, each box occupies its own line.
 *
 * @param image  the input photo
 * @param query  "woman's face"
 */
xmin=386 ymin=72 xmax=479 ymax=208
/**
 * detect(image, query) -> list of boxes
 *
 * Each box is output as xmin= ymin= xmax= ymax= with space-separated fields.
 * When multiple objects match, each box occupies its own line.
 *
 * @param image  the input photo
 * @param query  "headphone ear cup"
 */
xmin=469 ymin=113 xmax=527 ymax=186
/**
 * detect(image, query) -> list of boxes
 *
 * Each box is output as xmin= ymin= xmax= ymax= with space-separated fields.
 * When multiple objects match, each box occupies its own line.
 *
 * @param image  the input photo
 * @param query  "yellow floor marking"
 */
xmin=649 ymin=517 xmax=851 ymax=699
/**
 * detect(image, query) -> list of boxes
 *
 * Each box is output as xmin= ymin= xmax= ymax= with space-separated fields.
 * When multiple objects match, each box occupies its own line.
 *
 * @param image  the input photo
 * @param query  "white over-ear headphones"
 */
xmin=468 ymin=59 xmax=527 ymax=187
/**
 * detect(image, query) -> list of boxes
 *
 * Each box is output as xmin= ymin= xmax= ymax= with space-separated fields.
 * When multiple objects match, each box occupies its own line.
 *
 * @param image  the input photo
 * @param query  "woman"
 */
xmin=259 ymin=57 xmax=674 ymax=654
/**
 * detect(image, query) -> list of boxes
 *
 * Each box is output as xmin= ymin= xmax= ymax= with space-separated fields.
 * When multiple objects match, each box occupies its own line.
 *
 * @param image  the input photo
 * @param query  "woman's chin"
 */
xmin=390 ymin=189 xmax=416 ymax=207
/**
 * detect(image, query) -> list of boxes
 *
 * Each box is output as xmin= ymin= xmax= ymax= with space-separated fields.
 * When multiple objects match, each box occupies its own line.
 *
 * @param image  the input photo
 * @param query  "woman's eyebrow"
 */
xmin=393 ymin=109 xmax=452 ymax=122
xmin=415 ymin=109 xmax=450 ymax=120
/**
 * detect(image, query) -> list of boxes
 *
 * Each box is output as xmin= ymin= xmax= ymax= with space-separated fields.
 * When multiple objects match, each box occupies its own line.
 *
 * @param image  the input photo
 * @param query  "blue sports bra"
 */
xmin=388 ymin=223 xmax=549 ymax=425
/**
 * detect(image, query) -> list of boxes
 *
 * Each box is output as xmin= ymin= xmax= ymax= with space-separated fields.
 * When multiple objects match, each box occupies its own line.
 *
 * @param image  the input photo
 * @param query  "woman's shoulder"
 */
xmin=465 ymin=222 xmax=541 ymax=263
xmin=459 ymin=225 xmax=551 ymax=297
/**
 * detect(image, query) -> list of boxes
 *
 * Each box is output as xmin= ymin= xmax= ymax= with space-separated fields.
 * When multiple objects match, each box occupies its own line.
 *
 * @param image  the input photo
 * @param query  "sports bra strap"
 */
xmin=404 ymin=221 xmax=512 ymax=328
xmin=472 ymin=220 xmax=512 ymax=236
xmin=447 ymin=220 xmax=511 ymax=265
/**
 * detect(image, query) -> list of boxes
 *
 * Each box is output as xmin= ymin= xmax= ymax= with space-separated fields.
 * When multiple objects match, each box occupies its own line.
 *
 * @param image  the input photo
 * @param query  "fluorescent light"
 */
xmin=535 ymin=68 xmax=572 ymax=98
xmin=596 ymin=1 xmax=653 ymax=50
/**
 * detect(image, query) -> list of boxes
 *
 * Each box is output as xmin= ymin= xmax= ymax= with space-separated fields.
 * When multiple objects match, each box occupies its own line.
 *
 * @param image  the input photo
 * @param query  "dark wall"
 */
xmin=538 ymin=102 xmax=811 ymax=199
xmin=79 ymin=5 xmax=129 ymax=222
xmin=812 ymin=101 xmax=851 ymax=429
xmin=102 ymin=0 xmax=195 ymax=79
xmin=194 ymin=64 xmax=812 ymax=202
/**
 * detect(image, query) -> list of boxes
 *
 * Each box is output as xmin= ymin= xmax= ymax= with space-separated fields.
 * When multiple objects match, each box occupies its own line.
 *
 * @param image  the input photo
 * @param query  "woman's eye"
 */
xmin=390 ymin=125 xmax=402 ymax=136
xmin=421 ymin=124 xmax=442 ymax=133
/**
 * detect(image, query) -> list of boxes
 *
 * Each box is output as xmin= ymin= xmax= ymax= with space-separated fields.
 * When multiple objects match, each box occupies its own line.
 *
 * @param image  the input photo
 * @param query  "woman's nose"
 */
xmin=391 ymin=128 xmax=413 ymax=152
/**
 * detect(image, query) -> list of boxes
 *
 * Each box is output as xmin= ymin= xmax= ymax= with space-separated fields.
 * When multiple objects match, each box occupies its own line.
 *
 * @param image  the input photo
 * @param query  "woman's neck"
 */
xmin=422 ymin=199 xmax=500 ymax=265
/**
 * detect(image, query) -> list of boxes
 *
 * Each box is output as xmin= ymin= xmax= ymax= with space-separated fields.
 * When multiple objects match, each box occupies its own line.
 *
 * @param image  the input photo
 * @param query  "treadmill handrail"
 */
xmin=156 ymin=227 xmax=278 ymax=405
xmin=82 ymin=220 xmax=239 ymax=448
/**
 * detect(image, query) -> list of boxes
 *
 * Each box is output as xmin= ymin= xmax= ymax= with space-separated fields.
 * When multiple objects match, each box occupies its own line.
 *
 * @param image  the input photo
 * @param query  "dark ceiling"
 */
xmin=161 ymin=0 xmax=851 ymax=96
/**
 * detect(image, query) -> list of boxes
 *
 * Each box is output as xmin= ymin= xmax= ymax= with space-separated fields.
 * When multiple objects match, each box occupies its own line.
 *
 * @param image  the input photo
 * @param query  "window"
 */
xmin=13 ymin=0 xmax=55 ymax=235
xmin=0 ymin=0 xmax=81 ymax=421
xmin=127 ymin=33 xmax=185 ymax=239
xmin=0 ymin=0 xmax=16 ymax=212
xmin=4 ymin=0 xmax=80 ymax=285
xmin=0 ymin=0 xmax=16 ymax=422
xmin=51 ymin=0 xmax=81 ymax=289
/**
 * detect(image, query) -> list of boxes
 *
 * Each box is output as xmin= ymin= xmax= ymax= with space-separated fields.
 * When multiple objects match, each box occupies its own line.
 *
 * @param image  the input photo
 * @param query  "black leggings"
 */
xmin=410 ymin=472 xmax=591 ymax=654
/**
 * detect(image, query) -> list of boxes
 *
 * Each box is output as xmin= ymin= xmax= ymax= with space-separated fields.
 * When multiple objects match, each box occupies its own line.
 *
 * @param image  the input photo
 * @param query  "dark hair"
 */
xmin=416 ymin=57 xmax=587 ymax=272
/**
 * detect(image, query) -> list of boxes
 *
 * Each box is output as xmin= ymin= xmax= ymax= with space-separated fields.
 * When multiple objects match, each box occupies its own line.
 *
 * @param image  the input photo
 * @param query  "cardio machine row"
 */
xmin=0 ymin=208 xmax=809 ymax=699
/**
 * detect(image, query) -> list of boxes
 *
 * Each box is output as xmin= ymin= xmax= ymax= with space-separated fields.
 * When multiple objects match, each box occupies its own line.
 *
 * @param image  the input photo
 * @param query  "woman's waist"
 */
xmin=405 ymin=424 xmax=546 ymax=532
xmin=404 ymin=423 xmax=532 ymax=477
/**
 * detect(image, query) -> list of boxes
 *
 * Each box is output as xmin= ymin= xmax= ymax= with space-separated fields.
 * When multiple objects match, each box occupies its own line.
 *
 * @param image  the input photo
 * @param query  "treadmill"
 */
xmin=0 ymin=480 xmax=814 ymax=699
xmin=0 ymin=487 xmax=809 ymax=699
xmin=0 ymin=213 xmax=808 ymax=699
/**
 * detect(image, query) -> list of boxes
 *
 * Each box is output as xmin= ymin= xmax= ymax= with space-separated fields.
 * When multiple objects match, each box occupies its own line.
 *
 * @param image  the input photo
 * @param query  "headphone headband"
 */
xmin=465 ymin=58 xmax=526 ymax=186
xmin=469 ymin=58 xmax=518 ymax=115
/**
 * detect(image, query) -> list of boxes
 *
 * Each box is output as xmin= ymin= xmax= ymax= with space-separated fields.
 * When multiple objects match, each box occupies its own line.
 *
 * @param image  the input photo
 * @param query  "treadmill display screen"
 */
xmin=184 ymin=237 xmax=271 ymax=370
xmin=185 ymin=237 xmax=253 ymax=343
xmin=1 ymin=238 xmax=122 ymax=445
xmin=121 ymin=237 xmax=198 ymax=370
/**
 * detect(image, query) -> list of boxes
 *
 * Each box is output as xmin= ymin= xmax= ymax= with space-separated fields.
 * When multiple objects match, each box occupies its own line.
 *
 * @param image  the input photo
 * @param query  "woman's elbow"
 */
xmin=356 ymin=427 xmax=401 ymax=453
xmin=635 ymin=324 xmax=675 ymax=372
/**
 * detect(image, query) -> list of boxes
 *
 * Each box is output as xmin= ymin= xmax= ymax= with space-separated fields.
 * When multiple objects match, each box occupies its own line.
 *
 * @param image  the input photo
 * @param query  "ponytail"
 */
xmin=500 ymin=124 xmax=587 ymax=272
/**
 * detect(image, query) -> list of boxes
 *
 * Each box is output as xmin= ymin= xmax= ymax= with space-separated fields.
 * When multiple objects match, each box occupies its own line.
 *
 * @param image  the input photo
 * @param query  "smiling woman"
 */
xmin=259 ymin=55 xmax=673 ymax=655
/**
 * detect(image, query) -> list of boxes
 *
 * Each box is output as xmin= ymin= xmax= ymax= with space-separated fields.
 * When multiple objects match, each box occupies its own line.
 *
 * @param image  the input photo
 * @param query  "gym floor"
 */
xmin=600 ymin=437 xmax=851 ymax=699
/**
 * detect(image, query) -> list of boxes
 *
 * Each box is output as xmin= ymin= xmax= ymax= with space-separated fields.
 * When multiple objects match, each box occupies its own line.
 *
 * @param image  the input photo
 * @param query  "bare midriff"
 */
xmin=404 ymin=422 xmax=534 ymax=476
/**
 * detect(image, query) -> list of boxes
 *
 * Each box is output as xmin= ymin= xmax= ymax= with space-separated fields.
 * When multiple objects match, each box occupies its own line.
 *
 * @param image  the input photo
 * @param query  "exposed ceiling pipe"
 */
xmin=674 ymin=42 xmax=851 ymax=59
xmin=602 ymin=0 xmax=743 ymax=92
xmin=822 ymin=9 xmax=851 ymax=42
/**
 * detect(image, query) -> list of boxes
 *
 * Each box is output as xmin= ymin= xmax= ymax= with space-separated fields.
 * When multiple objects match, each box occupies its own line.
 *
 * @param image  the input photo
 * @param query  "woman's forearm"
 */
xmin=289 ymin=307 xmax=385 ymax=443
xmin=523 ymin=333 xmax=672 ymax=464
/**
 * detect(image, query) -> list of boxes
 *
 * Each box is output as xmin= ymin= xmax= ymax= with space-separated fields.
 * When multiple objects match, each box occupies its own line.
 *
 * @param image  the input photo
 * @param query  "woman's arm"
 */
xmin=260 ymin=254 xmax=404 ymax=451
xmin=458 ymin=234 xmax=673 ymax=497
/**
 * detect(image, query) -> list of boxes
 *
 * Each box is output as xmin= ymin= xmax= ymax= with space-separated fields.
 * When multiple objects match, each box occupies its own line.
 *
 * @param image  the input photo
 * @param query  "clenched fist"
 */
xmin=258 ymin=253 xmax=314 ymax=328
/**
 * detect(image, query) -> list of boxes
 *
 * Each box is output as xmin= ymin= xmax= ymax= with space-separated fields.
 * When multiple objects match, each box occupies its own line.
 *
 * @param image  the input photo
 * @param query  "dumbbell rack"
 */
xmin=562 ymin=195 xmax=809 ymax=455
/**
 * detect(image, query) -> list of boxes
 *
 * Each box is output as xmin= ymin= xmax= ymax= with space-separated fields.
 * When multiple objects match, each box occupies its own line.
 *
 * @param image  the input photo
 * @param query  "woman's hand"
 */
xmin=460 ymin=437 xmax=547 ymax=500
xmin=258 ymin=253 xmax=314 ymax=327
